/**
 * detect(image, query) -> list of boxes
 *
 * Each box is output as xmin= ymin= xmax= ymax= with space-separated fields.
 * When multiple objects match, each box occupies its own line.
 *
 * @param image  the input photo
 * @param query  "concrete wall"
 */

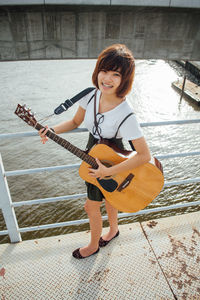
xmin=1 ymin=0 xmax=200 ymax=8
xmin=0 ymin=5 xmax=199 ymax=61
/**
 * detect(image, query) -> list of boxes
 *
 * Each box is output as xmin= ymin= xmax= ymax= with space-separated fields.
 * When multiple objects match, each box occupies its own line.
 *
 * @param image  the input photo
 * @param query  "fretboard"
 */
xmin=35 ymin=123 xmax=98 ymax=169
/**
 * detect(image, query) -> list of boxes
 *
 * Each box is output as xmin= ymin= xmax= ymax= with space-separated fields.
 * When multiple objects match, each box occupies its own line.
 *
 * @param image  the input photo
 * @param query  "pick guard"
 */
xmin=97 ymin=177 xmax=118 ymax=192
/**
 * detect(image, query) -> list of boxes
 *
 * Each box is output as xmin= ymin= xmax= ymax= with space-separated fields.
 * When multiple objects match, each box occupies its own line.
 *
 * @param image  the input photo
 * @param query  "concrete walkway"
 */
xmin=0 ymin=211 xmax=199 ymax=299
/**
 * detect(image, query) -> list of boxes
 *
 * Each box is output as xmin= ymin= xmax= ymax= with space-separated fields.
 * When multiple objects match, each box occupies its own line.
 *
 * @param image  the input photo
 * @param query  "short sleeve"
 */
xmin=118 ymin=114 xmax=143 ymax=140
xmin=78 ymin=90 xmax=95 ymax=110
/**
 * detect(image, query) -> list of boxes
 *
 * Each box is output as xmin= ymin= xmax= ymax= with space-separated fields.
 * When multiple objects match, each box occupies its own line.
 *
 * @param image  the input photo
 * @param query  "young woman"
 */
xmin=39 ymin=44 xmax=151 ymax=259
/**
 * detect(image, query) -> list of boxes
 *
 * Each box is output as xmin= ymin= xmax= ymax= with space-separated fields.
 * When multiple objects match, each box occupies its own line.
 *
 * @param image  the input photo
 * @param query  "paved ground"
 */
xmin=0 ymin=211 xmax=199 ymax=299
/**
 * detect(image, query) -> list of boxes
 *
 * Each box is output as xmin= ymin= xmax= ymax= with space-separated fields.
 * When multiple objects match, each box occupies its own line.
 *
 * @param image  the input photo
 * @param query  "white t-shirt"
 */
xmin=79 ymin=89 xmax=143 ymax=141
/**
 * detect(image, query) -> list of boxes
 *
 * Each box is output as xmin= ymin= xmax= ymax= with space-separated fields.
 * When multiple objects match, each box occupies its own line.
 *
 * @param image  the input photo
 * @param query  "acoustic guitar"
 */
xmin=15 ymin=104 xmax=164 ymax=213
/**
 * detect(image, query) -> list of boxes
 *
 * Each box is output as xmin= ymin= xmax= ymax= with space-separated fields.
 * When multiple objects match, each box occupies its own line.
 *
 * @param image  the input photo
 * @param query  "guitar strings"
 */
xmin=37 ymin=113 xmax=55 ymax=124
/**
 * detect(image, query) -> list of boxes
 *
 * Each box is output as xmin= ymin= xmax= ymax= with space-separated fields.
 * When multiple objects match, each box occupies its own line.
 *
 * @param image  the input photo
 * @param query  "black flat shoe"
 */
xmin=99 ymin=231 xmax=120 ymax=247
xmin=72 ymin=247 xmax=100 ymax=259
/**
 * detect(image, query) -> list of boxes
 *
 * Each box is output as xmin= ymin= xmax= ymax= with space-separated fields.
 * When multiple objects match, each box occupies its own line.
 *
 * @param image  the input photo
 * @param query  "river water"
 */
xmin=0 ymin=59 xmax=200 ymax=244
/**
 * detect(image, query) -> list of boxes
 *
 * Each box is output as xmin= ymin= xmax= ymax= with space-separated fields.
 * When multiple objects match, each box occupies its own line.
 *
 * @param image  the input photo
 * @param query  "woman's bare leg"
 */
xmin=102 ymin=199 xmax=119 ymax=241
xmin=78 ymin=198 xmax=102 ymax=257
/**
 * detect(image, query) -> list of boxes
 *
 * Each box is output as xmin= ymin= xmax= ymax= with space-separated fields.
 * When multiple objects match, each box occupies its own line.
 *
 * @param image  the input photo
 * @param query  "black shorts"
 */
xmin=86 ymin=182 xmax=104 ymax=202
xmin=85 ymin=133 xmax=125 ymax=202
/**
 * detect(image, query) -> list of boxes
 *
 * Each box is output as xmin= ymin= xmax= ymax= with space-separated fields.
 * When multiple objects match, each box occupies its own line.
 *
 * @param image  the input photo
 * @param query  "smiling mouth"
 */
xmin=102 ymin=82 xmax=113 ymax=88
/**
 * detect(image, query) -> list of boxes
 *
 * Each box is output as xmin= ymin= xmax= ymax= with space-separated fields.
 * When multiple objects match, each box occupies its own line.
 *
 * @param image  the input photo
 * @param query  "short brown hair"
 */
xmin=92 ymin=44 xmax=135 ymax=98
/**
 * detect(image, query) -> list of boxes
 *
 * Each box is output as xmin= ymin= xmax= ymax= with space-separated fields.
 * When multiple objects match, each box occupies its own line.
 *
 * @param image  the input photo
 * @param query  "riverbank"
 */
xmin=172 ymin=78 xmax=200 ymax=106
xmin=173 ymin=60 xmax=200 ymax=105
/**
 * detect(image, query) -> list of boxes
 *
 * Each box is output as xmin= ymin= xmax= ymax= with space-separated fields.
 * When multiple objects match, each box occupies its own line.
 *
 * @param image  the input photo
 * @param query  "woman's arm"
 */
xmin=89 ymin=136 xmax=151 ymax=179
xmin=52 ymin=106 xmax=86 ymax=134
xmin=39 ymin=106 xmax=86 ymax=143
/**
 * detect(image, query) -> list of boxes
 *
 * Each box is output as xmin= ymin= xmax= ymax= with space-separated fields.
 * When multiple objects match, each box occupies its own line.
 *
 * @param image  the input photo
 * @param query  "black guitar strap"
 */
xmin=114 ymin=113 xmax=134 ymax=138
xmin=54 ymin=87 xmax=95 ymax=115
xmin=93 ymin=90 xmax=102 ymax=139
xmin=114 ymin=113 xmax=135 ymax=151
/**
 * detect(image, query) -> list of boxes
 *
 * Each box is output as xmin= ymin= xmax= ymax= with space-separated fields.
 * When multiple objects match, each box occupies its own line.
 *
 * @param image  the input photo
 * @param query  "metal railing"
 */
xmin=0 ymin=119 xmax=200 ymax=243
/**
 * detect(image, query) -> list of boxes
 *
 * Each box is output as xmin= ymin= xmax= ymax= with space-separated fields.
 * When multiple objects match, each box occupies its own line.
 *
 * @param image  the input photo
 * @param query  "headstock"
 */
xmin=15 ymin=104 xmax=37 ymax=127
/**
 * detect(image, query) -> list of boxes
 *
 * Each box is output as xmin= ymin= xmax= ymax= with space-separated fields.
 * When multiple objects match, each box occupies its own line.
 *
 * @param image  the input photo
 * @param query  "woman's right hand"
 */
xmin=39 ymin=126 xmax=49 ymax=144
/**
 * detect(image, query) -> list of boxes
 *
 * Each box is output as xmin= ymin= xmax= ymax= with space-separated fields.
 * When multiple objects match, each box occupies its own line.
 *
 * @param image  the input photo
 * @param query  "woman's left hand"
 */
xmin=89 ymin=158 xmax=110 ymax=179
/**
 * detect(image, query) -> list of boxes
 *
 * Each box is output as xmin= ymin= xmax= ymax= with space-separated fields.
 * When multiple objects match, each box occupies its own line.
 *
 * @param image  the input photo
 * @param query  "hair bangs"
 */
xmin=99 ymin=55 xmax=123 ymax=73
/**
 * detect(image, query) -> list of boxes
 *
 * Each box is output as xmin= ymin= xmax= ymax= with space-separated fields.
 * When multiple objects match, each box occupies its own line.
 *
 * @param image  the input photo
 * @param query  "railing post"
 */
xmin=0 ymin=154 xmax=21 ymax=243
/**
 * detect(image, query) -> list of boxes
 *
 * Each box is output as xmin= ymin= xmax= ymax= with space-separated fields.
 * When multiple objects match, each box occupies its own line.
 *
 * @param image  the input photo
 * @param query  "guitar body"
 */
xmin=79 ymin=143 xmax=164 ymax=213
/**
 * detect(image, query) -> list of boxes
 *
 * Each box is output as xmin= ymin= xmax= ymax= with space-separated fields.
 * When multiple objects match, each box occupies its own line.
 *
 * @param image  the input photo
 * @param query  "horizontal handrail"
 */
xmin=1 ymin=199 xmax=200 ymax=236
xmin=164 ymin=177 xmax=200 ymax=186
xmin=10 ymin=176 xmax=200 ymax=208
xmin=4 ymin=150 xmax=200 ymax=177
xmin=140 ymin=119 xmax=200 ymax=127
xmin=5 ymin=163 xmax=81 ymax=177
xmin=0 ymin=128 xmax=88 ymax=140
xmin=0 ymin=118 xmax=200 ymax=140
xmin=12 ymin=193 xmax=87 ymax=207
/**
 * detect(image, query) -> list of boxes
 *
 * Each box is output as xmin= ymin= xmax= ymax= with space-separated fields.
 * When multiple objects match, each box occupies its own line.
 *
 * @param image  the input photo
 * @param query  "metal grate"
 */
xmin=142 ymin=211 xmax=200 ymax=300
xmin=0 ymin=220 xmax=177 ymax=300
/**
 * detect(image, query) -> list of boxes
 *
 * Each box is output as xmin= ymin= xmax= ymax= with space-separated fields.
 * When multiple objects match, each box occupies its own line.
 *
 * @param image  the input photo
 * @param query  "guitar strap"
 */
xmin=54 ymin=87 xmax=96 ymax=115
xmin=93 ymin=90 xmax=102 ymax=139
xmin=114 ymin=113 xmax=135 ymax=151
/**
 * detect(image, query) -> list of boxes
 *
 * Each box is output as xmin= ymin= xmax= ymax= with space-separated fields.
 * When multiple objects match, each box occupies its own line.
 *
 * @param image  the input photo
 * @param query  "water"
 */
xmin=0 ymin=59 xmax=200 ymax=244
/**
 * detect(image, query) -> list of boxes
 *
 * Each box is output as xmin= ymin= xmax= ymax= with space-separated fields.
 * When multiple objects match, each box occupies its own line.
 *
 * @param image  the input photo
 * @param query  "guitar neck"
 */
xmin=35 ymin=123 xmax=98 ymax=169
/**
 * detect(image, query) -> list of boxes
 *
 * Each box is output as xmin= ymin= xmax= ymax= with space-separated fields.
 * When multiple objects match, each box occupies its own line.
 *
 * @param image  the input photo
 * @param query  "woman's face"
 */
xmin=97 ymin=70 xmax=122 ymax=96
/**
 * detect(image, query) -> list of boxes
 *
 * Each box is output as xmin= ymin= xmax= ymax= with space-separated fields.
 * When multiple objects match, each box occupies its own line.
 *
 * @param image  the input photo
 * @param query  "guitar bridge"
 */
xmin=117 ymin=173 xmax=134 ymax=192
